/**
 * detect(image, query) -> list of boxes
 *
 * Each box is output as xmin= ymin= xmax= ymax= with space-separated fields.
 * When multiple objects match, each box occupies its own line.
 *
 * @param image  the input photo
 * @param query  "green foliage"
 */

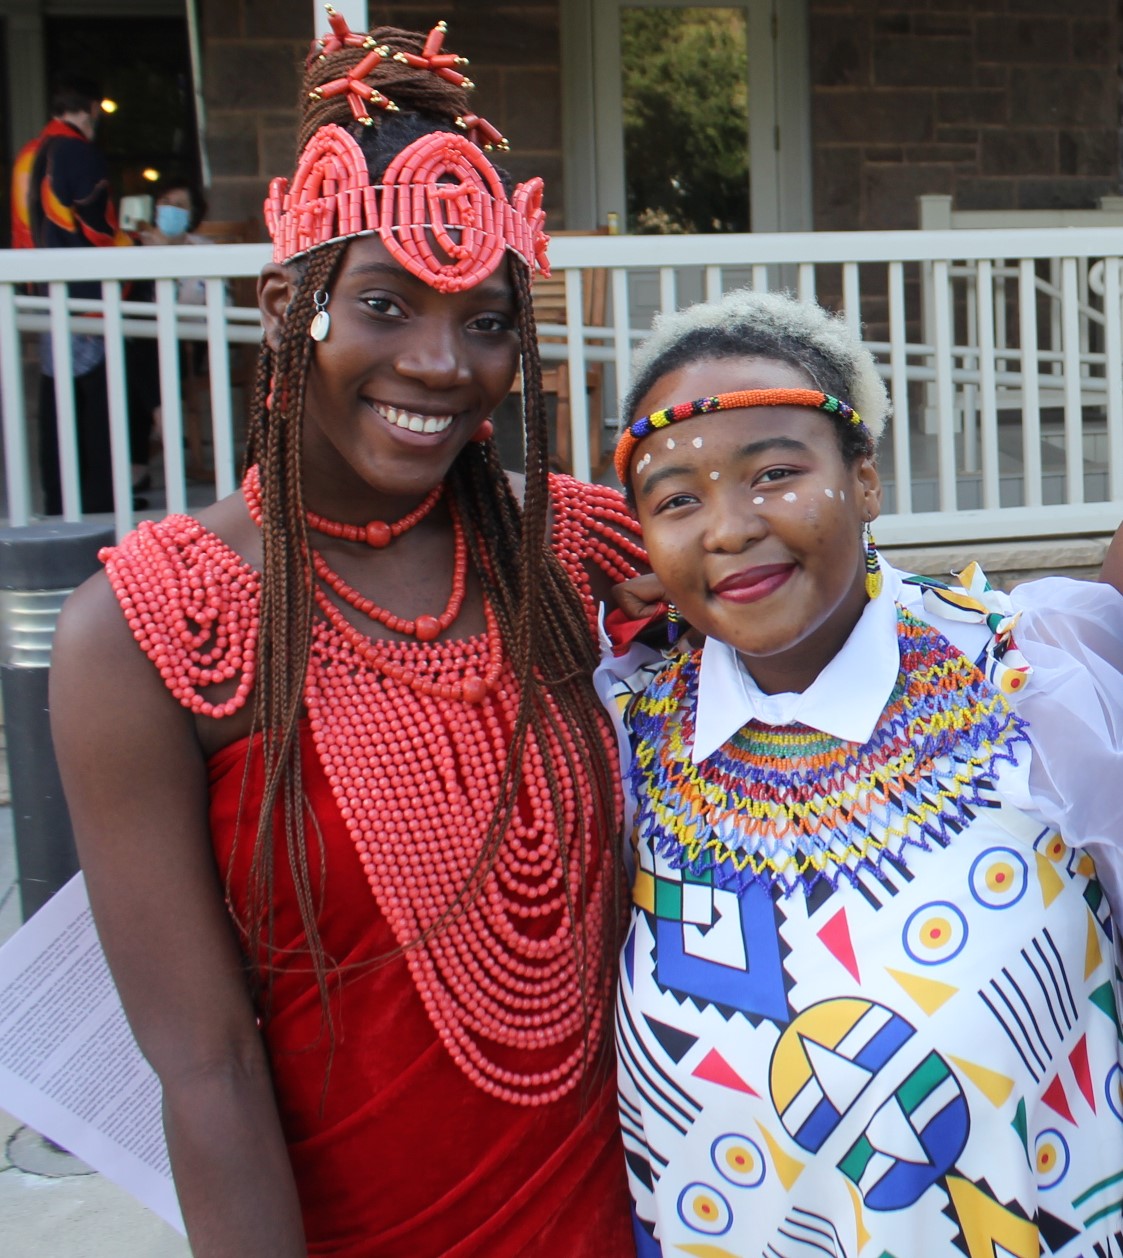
xmin=621 ymin=7 xmax=750 ymax=234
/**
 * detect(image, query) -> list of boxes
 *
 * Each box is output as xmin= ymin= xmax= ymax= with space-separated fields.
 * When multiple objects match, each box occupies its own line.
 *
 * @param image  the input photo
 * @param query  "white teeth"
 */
xmin=380 ymin=404 xmax=453 ymax=434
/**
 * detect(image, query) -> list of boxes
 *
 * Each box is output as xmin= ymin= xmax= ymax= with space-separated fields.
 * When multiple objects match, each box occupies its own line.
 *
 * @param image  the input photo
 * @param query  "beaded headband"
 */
xmin=265 ymin=10 xmax=550 ymax=291
xmin=614 ymin=388 xmax=870 ymax=483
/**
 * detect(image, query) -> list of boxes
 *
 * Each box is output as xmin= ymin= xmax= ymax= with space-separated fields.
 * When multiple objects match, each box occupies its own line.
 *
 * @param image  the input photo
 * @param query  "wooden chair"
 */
xmin=514 ymin=230 xmax=610 ymax=476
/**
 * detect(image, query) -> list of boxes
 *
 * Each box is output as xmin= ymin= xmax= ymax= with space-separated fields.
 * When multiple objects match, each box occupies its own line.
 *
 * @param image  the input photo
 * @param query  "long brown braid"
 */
xmin=241 ymin=24 xmax=624 ymax=1081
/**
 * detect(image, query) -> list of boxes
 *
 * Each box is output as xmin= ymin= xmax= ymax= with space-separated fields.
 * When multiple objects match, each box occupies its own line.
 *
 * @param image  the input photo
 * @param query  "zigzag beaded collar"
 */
xmin=628 ymin=607 xmax=1029 ymax=899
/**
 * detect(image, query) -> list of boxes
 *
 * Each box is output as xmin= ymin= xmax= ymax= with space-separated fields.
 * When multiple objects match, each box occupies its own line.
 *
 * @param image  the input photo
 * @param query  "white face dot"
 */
xmin=824 ymin=488 xmax=835 ymax=499
xmin=666 ymin=437 xmax=676 ymax=449
xmin=782 ymin=492 xmax=797 ymax=503
xmin=692 ymin=437 xmax=703 ymax=448
xmin=635 ymin=452 xmax=652 ymax=475
xmin=710 ymin=471 xmax=720 ymax=480
xmin=752 ymin=495 xmax=765 ymax=505
xmin=840 ymin=490 xmax=846 ymax=501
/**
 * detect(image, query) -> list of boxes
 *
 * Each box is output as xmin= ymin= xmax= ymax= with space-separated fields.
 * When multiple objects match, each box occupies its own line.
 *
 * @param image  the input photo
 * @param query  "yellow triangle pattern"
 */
xmin=844 ymin=1178 xmax=872 ymax=1251
xmin=677 ymin=1246 xmax=742 ymax=1258
xmin=946 ymin=1175 xmax=1038 ymax=1258
xmin=886 ymin=966 xmax=958 ymax=1014
xmin=949 ymin=1055 xmax=1015 ymax=1108
xmin=756 ymin=1120 xmax=805 ymax=1192
xmin=1035 ymin=852 xmax=1064 ymax=908
xmin=1086 ymin=909 xmax=1104 ymax=980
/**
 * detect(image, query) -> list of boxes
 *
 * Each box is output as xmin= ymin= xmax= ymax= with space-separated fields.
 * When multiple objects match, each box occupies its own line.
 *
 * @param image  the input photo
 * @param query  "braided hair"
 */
xmin=240 ymin=25 xmax=622 ymax=1083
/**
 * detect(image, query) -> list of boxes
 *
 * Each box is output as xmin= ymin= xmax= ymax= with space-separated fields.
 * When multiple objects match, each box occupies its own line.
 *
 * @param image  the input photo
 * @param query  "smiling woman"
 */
xmin=46 ymin=9 xmax=643 ymax=1256
xmin=604 ymin=288 xmax=1123 ymax=1257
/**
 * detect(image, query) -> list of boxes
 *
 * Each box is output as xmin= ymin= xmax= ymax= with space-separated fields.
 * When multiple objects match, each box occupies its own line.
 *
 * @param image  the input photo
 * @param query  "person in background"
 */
xmin=11 ymin=72 xmax=131 ymax=515
xmin=603 ymin=287 xmax=1123 ymax=1255
xmin=50 ymin=9 xmax=641 ymax=1254
xmin=128 ymin=178 xmax=213 ymax=492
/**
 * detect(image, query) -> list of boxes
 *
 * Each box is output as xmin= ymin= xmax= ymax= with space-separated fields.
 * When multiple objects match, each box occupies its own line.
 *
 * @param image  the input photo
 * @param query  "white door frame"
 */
xmin=560 ymin=0 xmax=812 ymax=233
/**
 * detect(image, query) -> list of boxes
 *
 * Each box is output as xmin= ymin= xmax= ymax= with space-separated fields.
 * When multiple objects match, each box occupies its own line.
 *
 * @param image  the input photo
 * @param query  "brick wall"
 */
xmin=811 ymin=0 xmax=1123 ymax=231
xmin=199 ymin=0 xmax=563 ymax=226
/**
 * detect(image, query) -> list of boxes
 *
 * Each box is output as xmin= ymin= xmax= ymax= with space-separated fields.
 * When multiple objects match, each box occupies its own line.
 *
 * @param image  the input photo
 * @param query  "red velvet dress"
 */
xmin=104 ymin=475 xmax=642 ymax=1256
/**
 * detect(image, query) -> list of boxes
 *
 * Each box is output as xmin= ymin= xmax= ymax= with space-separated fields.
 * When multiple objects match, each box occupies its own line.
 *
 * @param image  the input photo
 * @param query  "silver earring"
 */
xmin=309 ymin=289 xmax=330 ymax=341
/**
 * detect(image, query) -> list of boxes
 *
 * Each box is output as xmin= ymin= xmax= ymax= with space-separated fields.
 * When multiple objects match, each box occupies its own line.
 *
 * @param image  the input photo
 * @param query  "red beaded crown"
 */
xmin=264 ymin=8 xmax=550 ymax=292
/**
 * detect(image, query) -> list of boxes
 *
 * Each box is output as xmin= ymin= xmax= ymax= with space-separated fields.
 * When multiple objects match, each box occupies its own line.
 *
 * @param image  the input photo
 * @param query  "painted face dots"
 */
xmin=782 ymin=492 xmax=797 ymax=503
xmin=692 ymin=437 xmax=703 ymax=448
xmin=824 ymin=488 xmax=835 ymax=499
xmin=752 ymin=495 xmax=764 ymax=505
xmin=634 ymin=451 xmax=653 ymax=476
xmin=710 ymin=471 xmax=720 ymax=480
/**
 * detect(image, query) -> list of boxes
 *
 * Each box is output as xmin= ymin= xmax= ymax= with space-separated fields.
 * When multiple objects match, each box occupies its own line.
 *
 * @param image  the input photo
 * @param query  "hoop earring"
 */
xmin=864 ymin=521 xmax=883 ymax=599
xmin=470 ymin=418 xmax=494 ymax=443
xmin=309 ymin=289 xmax=331 ymax=341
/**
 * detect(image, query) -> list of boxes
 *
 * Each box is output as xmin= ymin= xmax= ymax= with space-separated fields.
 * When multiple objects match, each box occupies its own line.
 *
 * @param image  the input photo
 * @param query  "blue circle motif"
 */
xmin=902 ymin=901 xmax=968 ymax=965
xmin=676 ymin=1182 xmax=733 ymax=1236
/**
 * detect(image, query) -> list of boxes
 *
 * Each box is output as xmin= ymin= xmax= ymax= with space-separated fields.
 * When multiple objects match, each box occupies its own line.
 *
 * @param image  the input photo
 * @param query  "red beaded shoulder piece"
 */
xmin=547 ymin=474 xmax=646 ymax=630
xmin=100 ymin=515 xmax=260 ymax=719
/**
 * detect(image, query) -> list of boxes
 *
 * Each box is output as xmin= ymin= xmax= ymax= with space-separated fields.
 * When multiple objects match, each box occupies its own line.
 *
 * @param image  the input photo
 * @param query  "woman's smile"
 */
xmin=710 ymin=562 xmax=796 ymax=604
xmin=365 ymin=399 xmax=457 ymax=437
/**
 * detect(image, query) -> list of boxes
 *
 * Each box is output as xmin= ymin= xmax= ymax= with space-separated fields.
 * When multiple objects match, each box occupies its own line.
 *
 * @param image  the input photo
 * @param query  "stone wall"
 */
xmin=199 ymin=0 xmax=563 ymax=225
xmin=810 ymin=0 xmax=1123 ymax=231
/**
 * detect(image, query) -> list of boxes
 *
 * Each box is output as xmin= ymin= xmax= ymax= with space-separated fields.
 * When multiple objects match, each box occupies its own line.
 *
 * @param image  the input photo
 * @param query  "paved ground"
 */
xmin=0 ymin=789 xmax=189 ymax=1256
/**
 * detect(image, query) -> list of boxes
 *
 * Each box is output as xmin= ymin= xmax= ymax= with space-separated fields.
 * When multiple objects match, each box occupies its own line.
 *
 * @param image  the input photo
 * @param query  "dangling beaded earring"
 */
xmin=864 ymin=521 xmax=883 ymax=599
xmin=310 ymin=289 xmax=331 ymax=341
xmin=666 ymin=603 xmax=685 ymax=647
xmin=470 ymin=418 xmax=494 ymax=443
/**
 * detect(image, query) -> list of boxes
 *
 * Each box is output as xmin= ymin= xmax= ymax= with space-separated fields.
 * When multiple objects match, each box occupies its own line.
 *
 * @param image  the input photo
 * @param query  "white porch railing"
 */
xmin=2 ymin=227 xmax=1122 ymax=545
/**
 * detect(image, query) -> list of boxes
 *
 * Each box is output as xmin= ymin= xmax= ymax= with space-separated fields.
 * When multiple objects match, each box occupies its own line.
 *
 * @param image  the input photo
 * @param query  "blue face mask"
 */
xmin=155 ymin=203 xmax=191 ymax=237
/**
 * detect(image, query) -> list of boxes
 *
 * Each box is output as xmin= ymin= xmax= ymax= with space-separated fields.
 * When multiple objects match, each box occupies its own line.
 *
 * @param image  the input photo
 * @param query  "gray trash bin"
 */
xmin=0 ymin=522 xmax=115 ymax=919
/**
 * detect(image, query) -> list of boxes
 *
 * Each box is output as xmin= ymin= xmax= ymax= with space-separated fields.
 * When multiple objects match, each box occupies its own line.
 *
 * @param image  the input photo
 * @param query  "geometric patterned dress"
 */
xmin=606 ymin=573 xmax=1123 ymax=1258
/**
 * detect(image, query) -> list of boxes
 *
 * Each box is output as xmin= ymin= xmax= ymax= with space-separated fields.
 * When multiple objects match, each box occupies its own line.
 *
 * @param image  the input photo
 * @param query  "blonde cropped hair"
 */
xmin=625 ymin=287 xmax=891 ymax=444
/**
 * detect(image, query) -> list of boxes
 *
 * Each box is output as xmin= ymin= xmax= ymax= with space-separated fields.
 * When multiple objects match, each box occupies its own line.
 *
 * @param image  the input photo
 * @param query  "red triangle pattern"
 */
xmin=817 ymin=908 xmax=861 ymax=983
xmin=1069 ymin=1034 xmax=1096 ymax=1113
xmin=692 ymin=1048 xmax=759 ymax=1096
xmin=1041 ymin=1074 xmax=1076 ymax=1125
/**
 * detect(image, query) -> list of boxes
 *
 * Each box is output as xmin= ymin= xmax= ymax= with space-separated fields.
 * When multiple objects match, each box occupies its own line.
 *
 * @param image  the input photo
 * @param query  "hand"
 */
xmin=612 ymin=571 xmax=667 ymax=620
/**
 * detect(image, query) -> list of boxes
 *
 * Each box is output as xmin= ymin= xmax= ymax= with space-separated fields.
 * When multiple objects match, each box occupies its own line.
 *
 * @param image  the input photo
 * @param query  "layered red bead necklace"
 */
xmin=242 ymin=466 xmax=502 ymax=702
xmin=101 ymin=469 xmax=626 ymax=1106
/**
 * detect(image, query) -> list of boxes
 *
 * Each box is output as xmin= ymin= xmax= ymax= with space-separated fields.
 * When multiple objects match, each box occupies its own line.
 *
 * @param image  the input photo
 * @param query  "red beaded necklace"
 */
xmin=242 ymin=467 xmax=501 ymax=702
xmin=100 ymin=470 xmax=637 ymax=1106
xmin=306 ymin=481 xmax=443 ymax=548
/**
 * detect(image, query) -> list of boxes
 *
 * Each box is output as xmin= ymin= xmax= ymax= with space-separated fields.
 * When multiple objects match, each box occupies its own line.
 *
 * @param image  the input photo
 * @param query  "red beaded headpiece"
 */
xmin=265 ymin=8 xmax=550 ymax=291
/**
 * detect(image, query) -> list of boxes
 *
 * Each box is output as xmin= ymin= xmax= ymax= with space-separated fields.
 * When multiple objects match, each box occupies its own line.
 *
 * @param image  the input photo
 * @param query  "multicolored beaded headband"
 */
xmin=265 ymin=9 xmax=550 ymax=292
xmin=614 ymin=388 xmax=870 ymax=483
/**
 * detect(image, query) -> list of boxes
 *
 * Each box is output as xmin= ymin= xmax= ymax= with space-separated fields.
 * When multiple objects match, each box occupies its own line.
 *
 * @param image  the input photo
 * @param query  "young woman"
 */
xmin=604 ymin=287 xmax=1123 ymax=1256
xmin=49 ymin=12 xmax=640 ymax=1256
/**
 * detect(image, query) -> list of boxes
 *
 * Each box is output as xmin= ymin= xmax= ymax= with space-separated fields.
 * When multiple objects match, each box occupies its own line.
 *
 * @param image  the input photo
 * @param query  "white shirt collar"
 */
xmin=692 ymin=560 xmax=904 ymax=762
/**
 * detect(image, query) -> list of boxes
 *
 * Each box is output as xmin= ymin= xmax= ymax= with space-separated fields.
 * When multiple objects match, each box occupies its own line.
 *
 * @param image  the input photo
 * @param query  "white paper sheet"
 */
xmin=0 ymin=872 xmax=184 ymax=1233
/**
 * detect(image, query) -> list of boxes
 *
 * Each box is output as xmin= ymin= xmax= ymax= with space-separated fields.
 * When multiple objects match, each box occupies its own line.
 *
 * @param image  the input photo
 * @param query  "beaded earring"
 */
xmin=470 ymin=418 xmax=494 ymax=443
xmin=864 ymin=521 xmax=883 ymax=599
xmin=310 ymin=289 xmax=331 ymax=341
xmin=666 ymin=603 xmax=685 ymax=647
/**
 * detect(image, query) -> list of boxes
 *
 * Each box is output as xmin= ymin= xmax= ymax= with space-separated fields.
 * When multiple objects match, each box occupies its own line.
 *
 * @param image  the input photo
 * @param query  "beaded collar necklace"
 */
xmin=628 ymin=607 xmax=1029 ymax=898
xmin=99 ymin=475 xmax=636 ymax=1104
